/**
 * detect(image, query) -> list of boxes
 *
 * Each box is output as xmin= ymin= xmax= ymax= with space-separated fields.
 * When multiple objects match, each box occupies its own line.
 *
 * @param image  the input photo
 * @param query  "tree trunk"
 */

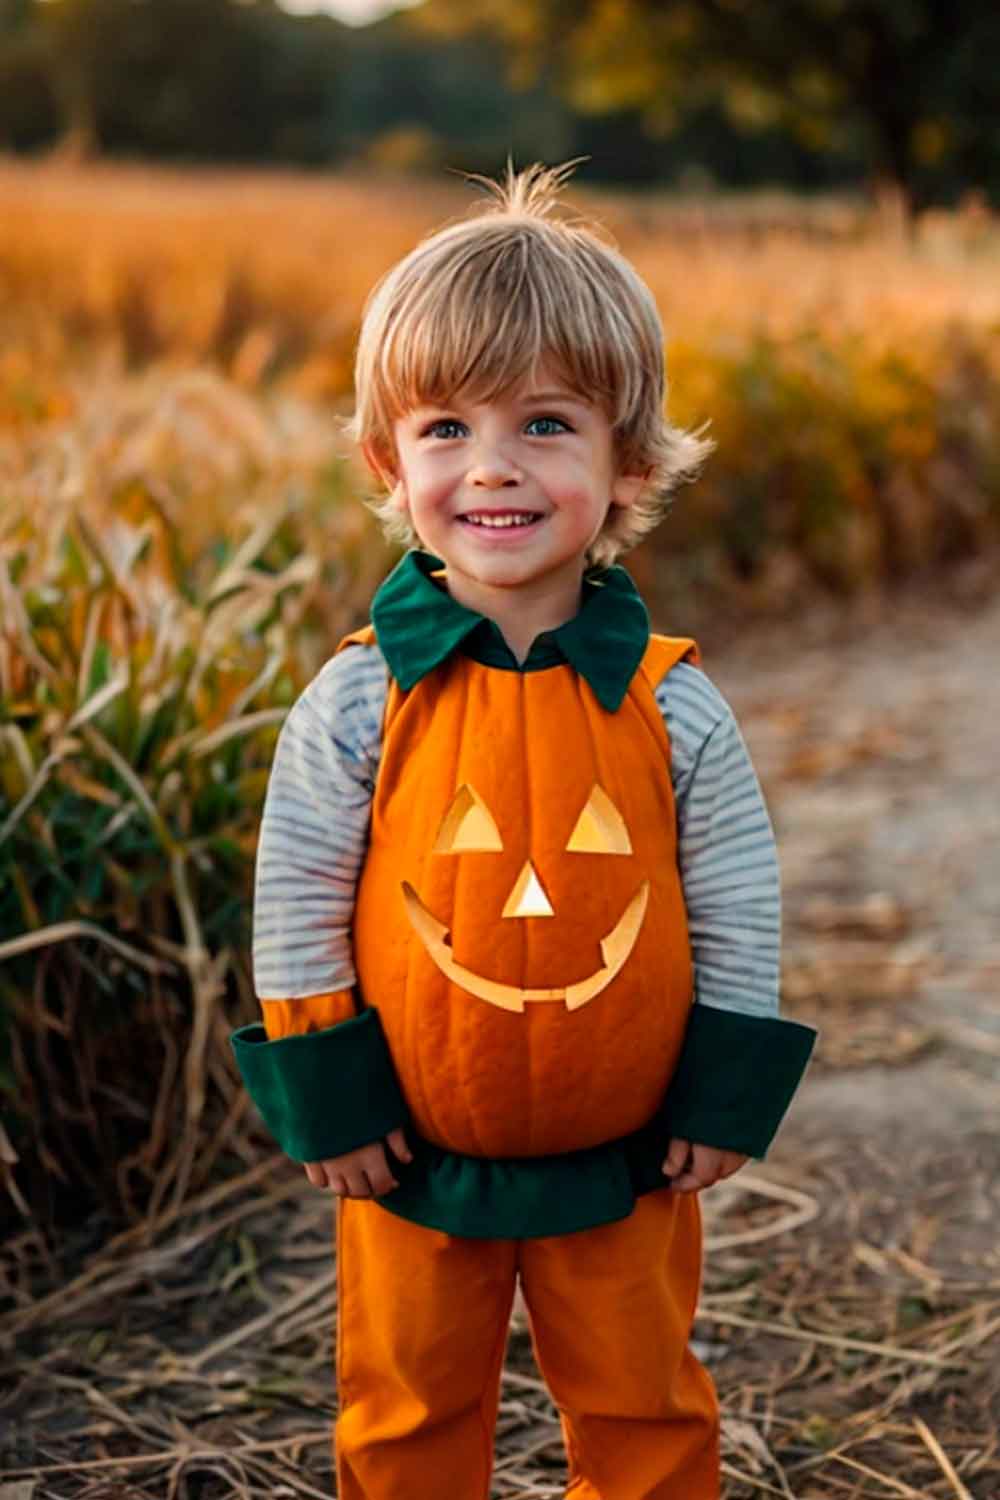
xmin=48 ymin=118 xmax=99 ymax=162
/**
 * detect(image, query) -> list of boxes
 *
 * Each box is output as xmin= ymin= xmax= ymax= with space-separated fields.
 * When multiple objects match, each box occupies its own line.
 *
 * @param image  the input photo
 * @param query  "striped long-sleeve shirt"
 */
xmin=252 ymin=644 xmax=782 ymax=1020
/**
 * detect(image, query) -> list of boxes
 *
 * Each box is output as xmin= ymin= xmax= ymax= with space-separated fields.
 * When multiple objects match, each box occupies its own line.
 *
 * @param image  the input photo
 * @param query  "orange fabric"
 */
xmin=335 ymin=1192 xmax=719 ymax=1500
xmin=338 ymin=624 xmax=378 ymax=649
xmin=640 ymin=633 xmax=700 ymax=683
xmin=343 ymin=636 xmax=696 ymax=1159
xmin=260 ymin=989 xmax=356 ymax=1040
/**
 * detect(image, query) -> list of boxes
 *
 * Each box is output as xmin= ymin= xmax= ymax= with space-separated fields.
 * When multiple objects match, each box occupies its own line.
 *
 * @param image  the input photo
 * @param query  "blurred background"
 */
xmin=1 ymin=3 xmax=999 ymax=1494
xmin=2 ymin=0 xmax=999 ymax=202
xmin=2 ymin=0 xmax=1000 ymax=199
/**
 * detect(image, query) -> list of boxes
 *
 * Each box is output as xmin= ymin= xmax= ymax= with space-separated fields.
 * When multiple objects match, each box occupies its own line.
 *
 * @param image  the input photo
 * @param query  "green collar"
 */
xmin=370 ymin=550 xmax=650 ymax=712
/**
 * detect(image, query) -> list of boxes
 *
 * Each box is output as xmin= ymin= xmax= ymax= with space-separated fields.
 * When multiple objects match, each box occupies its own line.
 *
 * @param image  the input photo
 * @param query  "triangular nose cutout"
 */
xmin=501 ymin=861 xmax=554 ymax=919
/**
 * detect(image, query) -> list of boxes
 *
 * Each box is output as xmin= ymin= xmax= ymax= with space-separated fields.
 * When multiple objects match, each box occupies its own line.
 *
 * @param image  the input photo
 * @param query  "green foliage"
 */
xmin=415 ymin=0 xmax=1000 ymax=206
xmin=0 ymin=472 xmax=383 ymax=1227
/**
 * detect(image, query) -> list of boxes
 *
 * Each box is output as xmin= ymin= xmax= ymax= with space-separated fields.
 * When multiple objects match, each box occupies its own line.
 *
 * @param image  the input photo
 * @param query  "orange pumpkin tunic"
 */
xmin=347 ymin=628 xmax=698 ymax=1162
xmin=232 ymin=553 xmax=816 ymax=1238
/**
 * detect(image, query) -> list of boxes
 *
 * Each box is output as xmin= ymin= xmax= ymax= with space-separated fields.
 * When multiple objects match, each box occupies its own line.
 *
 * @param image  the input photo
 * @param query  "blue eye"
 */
xmin=525 ymin=415 xmax=570 ymax=436
xmin=423 ymin=419 xmax=467 ymax=440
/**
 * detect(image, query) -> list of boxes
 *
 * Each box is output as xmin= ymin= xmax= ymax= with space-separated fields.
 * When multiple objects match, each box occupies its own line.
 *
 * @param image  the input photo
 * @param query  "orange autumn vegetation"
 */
xmin=2 ymin=160 xmax=999 ymax=629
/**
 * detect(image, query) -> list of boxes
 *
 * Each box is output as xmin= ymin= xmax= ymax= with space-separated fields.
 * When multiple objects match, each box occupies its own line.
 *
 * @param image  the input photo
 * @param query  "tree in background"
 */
xmin=9 ymin=0 xmax=340 ymax=162
xmin=35 ymin=0 xmax=146 ymax=160
xmin=1 ymin=0 xmax=997 ymax=206
xmin=1 ymin=0 xmax=577 ymax=173
xmin=0 ymin=0 xmax=59 ymax=151
xmin=416 ymin=0 xmax=1000 ymax=212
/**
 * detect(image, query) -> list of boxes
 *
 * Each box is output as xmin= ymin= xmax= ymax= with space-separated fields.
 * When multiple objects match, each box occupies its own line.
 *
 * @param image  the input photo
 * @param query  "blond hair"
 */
xmin=349 ymin=162 xmax=712 ymax=568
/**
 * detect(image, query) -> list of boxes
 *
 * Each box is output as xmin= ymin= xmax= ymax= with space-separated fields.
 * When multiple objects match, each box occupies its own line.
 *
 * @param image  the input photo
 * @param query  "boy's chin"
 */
xmin=452 ymin=556 xmax=587 ymax=596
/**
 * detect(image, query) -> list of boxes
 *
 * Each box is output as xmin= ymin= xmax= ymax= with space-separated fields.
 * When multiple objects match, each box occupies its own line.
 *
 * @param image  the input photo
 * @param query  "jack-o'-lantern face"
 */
xmin=401 ymin=782 xmax=649 ymax=1013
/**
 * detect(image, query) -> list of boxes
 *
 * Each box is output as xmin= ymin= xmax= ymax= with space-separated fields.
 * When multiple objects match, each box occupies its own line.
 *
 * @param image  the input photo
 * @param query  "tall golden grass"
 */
xmin=4 ymin=161 xmax=999 ymax=374
xmin=1 ymin=162 xmax=998 ymax=1226
xmin=3 ymin=160 xmax=998 ymax=611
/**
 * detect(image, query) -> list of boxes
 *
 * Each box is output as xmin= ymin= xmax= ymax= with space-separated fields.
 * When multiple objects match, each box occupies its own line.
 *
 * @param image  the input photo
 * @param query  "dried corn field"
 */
xmin=3 ymin=160 xmax=1000 ymax=625
xmin=1 ymin=163 xmax=999 ymax=1497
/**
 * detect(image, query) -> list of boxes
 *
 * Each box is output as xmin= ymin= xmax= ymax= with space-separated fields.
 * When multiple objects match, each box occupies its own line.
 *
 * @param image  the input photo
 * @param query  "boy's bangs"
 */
xmin=382 ymin=311 xmax=549 ymax=416
xmin=377 ymin=238 xmax=624 ymax=422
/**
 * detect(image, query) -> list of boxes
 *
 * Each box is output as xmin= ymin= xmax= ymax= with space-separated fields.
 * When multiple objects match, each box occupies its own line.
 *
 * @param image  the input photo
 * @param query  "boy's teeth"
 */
xmin=463 ymin=513 xmax=538 ymax=528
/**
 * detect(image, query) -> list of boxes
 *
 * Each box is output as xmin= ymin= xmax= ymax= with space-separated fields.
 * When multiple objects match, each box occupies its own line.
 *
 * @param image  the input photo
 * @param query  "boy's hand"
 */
xmin=303 ymin=1128 xmax=412 ymax=1197
xmin=662 ymin=1136 xmax=748 ymax=1193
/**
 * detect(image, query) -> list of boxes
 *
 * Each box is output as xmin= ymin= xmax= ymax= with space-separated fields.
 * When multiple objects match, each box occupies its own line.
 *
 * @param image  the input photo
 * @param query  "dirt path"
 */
xmin=713 ymin=590 xmax=1000 ymax=1150
xmin=706 ymin=591 xmax=1000 ymax=1365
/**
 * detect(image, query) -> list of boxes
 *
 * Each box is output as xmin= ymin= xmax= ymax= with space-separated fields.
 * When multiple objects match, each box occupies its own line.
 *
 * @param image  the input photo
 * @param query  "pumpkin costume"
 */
xmin=233 ymin=550 xmax=816 ymax=1500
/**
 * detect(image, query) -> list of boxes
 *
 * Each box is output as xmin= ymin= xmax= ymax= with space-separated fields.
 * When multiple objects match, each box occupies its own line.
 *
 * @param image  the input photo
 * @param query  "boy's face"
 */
xmin=372 ymin=363 xmax=645 ymax=600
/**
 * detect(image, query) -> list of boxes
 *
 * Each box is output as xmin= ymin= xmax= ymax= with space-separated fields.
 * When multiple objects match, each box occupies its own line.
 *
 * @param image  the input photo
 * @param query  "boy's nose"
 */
xmin=467 ymin=451 xmax=523 ymax=487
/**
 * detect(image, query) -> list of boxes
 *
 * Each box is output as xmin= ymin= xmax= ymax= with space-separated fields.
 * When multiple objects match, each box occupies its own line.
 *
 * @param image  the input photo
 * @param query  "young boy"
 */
xmin=232 ymin=163 xmax=816 ymax=1500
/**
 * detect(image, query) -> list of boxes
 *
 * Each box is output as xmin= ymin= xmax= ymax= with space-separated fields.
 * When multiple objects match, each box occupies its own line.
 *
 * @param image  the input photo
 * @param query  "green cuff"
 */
xmin=230 ymin=1008 xmax=408 ymax=1162
xmin=659 ymin=1004 xmax=817 ymax=1159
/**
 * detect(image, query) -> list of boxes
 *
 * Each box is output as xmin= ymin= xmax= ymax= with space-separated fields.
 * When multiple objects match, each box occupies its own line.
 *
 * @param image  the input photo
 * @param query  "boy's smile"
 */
xmin=373 ymin=366 xmax=646 ymax=649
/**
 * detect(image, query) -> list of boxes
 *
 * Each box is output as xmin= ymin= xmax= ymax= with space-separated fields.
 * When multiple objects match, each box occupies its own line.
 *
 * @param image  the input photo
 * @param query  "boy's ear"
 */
xmin=611 ymin=470 xmax=649 ymax=510
xmin=363 ymin=441 xmax=409 ymax=515
xmin=362 ymin=439 xmax=397 ymax=490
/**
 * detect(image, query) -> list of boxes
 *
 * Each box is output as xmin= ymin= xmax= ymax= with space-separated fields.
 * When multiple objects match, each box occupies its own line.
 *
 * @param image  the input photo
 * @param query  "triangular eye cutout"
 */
xmin=433 ymin=783 xmax=504 ymax=854
xmin=566 ymin=784 xmax=632 ymax=855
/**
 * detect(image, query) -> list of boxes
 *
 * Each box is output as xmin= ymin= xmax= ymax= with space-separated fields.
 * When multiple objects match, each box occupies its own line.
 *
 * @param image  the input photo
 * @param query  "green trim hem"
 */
xmin=230 ymin=1009 xmax=407 ymax=1163
xmin=379 ymin=1134 xmax=641 ymax=1239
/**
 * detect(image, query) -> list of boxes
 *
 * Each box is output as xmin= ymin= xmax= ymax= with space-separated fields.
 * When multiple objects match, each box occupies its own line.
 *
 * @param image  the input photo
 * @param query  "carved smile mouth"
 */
xmin=400 ymin=880 xmax=650 ymax=1013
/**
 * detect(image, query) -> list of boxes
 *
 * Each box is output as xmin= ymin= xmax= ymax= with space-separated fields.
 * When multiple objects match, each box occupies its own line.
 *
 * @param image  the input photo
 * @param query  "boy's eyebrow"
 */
xmin=404 ymin=390 xmax=588 ymax=416
xmin=516 ymin=389 xmax=589 ymax=406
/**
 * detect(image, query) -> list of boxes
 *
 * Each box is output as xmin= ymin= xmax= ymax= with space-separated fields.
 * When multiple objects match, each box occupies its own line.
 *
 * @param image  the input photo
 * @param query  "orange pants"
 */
xmin=335 ymin=1190 xmax=719 ymax=1499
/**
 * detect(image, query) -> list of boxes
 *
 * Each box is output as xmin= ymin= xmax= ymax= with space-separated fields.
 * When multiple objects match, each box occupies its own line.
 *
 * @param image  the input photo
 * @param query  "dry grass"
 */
xmin=2 ymin=162 xmax=999 ymax=363
xmin=1 ymin=1139 xmax=997 ymax=1498
xmin=0 ymin=361 xmax=392 ymax=1226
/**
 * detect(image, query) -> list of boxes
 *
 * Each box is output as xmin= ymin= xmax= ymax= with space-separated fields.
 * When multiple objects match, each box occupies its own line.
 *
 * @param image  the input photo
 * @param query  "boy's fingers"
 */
xmin=669 ymin=1147 xmax=720 ymax=1193
xmin=386 ymin=1127 xmax=412 ymax=1163
xmin=670 ymin=1174 xmax=702 ymax=1193
xmin=304 ymin=1138 xmax=411 ymax=1197
xmin=661 ymin=1137 xmax=692 ymax=1178
xmin=361 ymin=1147 xmax=398 ymax=1196
xmin=690 ymin=1146 xmax=725 ymax=1189
xmin=367 ymin=1166 xmax=400 ymax=1196
xmin=323 ymin=1162 xmax=352 ymax=1192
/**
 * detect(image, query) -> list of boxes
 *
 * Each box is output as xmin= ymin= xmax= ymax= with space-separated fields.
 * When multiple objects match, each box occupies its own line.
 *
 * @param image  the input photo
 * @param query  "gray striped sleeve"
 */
xmin=251 ymin=646 xmax=387 ymax=1000
xmin=656 ymin=662 xmax=781 ymax=1019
